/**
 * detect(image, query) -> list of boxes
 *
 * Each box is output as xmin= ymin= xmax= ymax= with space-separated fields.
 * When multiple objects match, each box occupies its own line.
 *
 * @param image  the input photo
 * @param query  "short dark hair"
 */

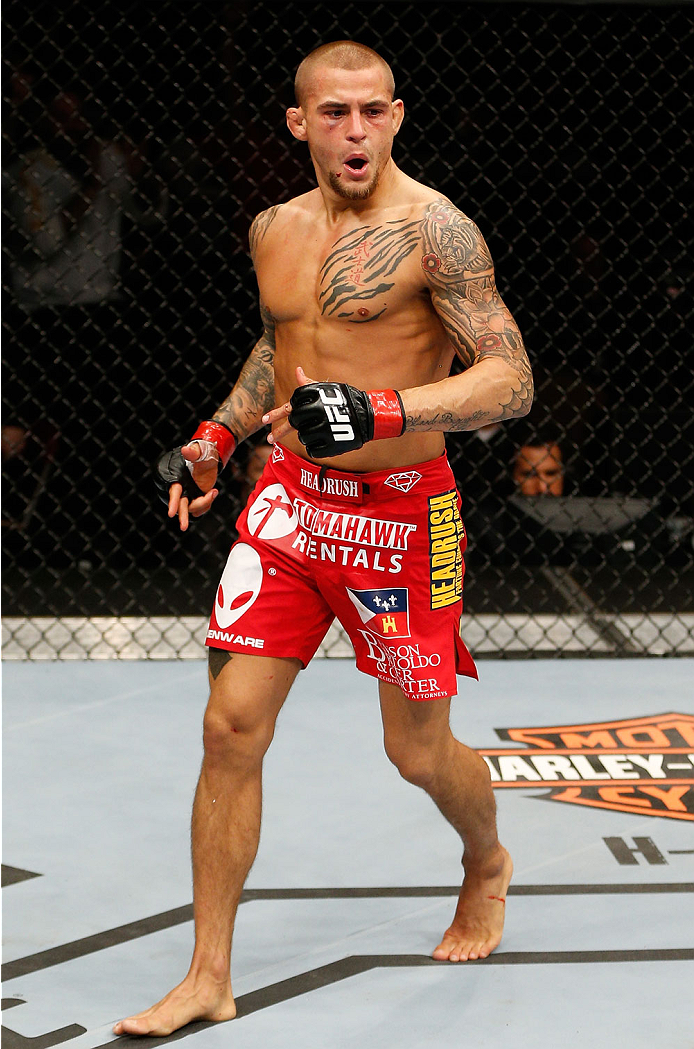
xmin=294 ymin=40 xmax=395 ymax=108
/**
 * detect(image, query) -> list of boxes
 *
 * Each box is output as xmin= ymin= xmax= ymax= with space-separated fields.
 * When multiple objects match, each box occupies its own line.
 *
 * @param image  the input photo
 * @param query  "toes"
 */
xmin=438 ymin=940 xmax=488 ymax=963
xmin=113 ymin=1018 xmax=141 ymax=1036
xmin=432 ymin=937 xmax=456 ymax=961
xmin=117 ymin=1020 xmax=144 ymax=1036
xmin=433 ymin=940 xmax=469 ymax=963
xmin=116 ymin=1017 xmax=164 ymax=1037
xmin=434 ymin=933 xmax=501 ymax=963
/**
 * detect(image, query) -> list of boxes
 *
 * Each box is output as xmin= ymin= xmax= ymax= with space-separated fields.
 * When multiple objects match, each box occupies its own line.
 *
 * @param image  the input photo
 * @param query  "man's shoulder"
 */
xmin=415 ymin=189 xmax=473 ymax=225
xmin=391 ymin=176 xmax=475 ymax=227
xmin=410 ymin=188 xmax=489 ymax=260
xmin=249 ymin=192 xmax=319 ymax=257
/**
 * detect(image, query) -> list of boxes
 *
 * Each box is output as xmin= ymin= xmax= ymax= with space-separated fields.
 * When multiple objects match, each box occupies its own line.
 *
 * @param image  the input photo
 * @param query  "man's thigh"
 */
xmin=206 ymin=650 xmax=302 ymax=734
xmin=378 ymin=679 xmax=453 ymax=751
xmin=206 ymin=539 xmax=334 ymax=666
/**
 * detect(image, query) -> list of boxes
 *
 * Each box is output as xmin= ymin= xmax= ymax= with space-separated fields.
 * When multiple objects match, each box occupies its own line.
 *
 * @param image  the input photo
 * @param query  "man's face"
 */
xmin=288 ymin=65 xmax=403 ymax=201
xmin=513 ymin=444 xmax=564 ymax=497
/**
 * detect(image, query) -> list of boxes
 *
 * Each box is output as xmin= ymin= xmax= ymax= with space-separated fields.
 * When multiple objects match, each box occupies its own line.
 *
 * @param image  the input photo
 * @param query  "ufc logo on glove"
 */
xmin=318 ymin=385 xmax=356 ymax=442
xmin=289 ymin=380 xmax=405 ymax=458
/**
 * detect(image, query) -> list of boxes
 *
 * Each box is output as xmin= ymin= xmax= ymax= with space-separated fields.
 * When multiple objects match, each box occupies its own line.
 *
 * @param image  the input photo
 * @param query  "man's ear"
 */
xmin=391 ymin=99 xmax=405 ymax=136
xmin=287 ymin=106 xmax=307 ymax=141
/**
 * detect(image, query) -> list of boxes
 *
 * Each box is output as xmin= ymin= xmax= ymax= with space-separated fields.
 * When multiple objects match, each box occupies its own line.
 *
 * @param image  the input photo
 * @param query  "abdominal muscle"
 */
xmin=271 ymin=318 xmax=452 ymax=473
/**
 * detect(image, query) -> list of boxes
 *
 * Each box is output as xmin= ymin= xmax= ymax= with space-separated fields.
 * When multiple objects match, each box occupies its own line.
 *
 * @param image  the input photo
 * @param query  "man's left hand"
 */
xmin=263 ymin=367 xmax=405 ymax=458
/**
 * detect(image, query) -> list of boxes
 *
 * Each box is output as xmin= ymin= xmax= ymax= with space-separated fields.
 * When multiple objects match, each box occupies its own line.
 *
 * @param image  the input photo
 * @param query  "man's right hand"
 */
xmin=155 ymin=442 xmax=219 ymax=532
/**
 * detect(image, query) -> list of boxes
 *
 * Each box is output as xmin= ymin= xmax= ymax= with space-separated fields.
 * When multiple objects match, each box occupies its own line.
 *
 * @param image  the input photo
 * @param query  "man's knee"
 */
xmin=202 ymin=672 xmax=280 ymax=766
xmin=202 ymin=698 xmax=276 ymax=766
xmin=384 ymin=733 xmax=447 ymax=789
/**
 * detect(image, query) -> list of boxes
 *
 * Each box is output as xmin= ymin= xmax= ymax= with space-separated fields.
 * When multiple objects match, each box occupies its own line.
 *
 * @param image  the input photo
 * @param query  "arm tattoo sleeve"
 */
xmin=209 ymin=206 xmax=282 ymax=440
xmin=212 ymin=300 xmax=276 ymax=440
xmin=419 ymin=198 xmax=534 ymax=425
xmin=249 ymin=205 xmax=280 ymax=262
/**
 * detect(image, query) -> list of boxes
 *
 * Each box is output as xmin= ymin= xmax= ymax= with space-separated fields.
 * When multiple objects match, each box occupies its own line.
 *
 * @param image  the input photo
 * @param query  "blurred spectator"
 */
xmin=4 ymin=64 xmax=43 ymax=155
xmin=1 ymin=424 xmax=29 ymax=463
xmin=2 ymin=424 xmax=32 ymax=536
xmin=513 ymin=441 xmax=565 ymax=497
xmin=3 ymin=88 xmax=167 ymax=564
xmin=1 ymin=423 xmax=58 ymax=544
xmin=460 ymin=421 xmax=570 ymax=570
xmin=4 ymin=90 xmax=158 ymax=308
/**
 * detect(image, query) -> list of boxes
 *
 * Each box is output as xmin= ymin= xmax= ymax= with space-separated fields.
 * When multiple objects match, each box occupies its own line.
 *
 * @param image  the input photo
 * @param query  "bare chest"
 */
xmin=260 ymin=217 xmax=424 ymax=327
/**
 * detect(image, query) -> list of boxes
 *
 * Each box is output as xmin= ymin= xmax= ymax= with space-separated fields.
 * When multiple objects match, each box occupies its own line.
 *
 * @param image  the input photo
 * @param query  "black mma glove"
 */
xmin=289 ymin=382 xmax=405 ymax=458
xmin=154 ymin=420 xmax=237 ymax=505
xmin=154 ymin=447 xmax=206 ymax=505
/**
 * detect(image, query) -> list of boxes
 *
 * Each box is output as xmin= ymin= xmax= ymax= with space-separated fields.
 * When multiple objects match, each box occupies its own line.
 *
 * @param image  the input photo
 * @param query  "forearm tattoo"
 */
xmin=213 ymin=301 xmax=276 ymax=440
xmin=210 ymin=206 xmax=281 ymax=441
xmin=414 ymin=198 xmax=534 ymax=429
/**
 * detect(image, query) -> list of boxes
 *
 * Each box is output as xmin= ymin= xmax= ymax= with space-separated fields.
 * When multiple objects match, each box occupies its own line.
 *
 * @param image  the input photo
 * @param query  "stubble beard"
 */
xmin=327 ymin=165 xmax=382 ymax=201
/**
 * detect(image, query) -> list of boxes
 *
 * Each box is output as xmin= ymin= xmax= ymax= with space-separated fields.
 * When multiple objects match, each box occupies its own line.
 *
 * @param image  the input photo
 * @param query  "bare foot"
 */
xmin=432 ymin=845 xmax=513 ymax=962
xmin=112 ymin=977 xmax=236 ymax=1037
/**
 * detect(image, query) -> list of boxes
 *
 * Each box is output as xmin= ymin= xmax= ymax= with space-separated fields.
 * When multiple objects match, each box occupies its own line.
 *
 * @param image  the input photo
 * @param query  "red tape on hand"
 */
xmin=367 ymin=389 xmax=406 ymax=441
xmin=190 ymin=420 xmax=237 ymax=468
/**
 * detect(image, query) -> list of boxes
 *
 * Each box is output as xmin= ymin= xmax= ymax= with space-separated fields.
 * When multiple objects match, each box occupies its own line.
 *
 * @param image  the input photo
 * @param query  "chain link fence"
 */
xmin=3 ymin=1 xmax=693 ymax=659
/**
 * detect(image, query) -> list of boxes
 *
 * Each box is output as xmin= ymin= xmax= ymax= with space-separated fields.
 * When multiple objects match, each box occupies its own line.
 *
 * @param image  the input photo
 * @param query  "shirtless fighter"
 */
xmin=114 ymin=40 xmax=532 ymax=1036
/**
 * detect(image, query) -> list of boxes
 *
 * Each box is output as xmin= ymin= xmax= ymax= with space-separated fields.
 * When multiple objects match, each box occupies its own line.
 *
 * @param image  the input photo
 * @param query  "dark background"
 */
xmin=2 ymin=1 xmax=692 ymax=651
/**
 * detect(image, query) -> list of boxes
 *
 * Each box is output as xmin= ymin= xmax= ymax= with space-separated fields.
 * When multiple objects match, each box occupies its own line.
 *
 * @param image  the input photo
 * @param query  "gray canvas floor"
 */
xmin=3 ymin=657 xmax=693 ymax=1048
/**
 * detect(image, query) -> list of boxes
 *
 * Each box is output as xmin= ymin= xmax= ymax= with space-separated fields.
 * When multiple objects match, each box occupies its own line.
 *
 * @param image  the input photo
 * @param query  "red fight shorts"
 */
xmin=206 ymin=443 xmax=477 ymax=700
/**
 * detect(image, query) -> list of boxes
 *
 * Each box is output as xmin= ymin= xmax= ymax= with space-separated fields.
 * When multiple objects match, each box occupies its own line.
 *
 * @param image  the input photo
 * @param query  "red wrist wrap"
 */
xmin=190 ymin=420 xmax=237 ymax=468
xmin=368 ymin=389 xmax=406 ymax=441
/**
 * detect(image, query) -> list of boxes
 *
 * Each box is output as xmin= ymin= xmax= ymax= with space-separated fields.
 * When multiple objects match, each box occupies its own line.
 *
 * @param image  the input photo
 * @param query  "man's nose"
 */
xmin=346 ymin=110 xmax=366 ymax=140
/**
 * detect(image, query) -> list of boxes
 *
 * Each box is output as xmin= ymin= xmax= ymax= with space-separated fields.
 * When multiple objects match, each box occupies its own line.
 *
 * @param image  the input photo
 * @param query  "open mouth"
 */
xmin=344 ymin=156 xmax=369 ymax=175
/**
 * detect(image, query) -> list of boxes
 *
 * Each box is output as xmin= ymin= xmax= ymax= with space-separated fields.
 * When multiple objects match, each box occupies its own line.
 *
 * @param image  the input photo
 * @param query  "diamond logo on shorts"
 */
xmin=346 ymin=587 xmax=410 ymax=639
xmin=384 ymin=471 xmax=422 ymax=493
xmin=271 ymin=444 xmax=285 ymax=462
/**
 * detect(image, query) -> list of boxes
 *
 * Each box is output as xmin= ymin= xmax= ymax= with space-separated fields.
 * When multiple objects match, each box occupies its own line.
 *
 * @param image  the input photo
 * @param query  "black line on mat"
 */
xmin=4 ymin=884 xmax=693 ymax=982
xmin=241 ymin=883 xmax=694 ymax=900
xmin=2 ymin=905 xmax=193 ymax=982
xmin=2 ymin=866 xmax=42 ymax=888
xmin=1 ymin=1024 xmax=87 ymax=1049
xmin=22 ymin=949 xmax=692 ymax=1049
xmin=4 ymin=948 xmax=692 ymax=1049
